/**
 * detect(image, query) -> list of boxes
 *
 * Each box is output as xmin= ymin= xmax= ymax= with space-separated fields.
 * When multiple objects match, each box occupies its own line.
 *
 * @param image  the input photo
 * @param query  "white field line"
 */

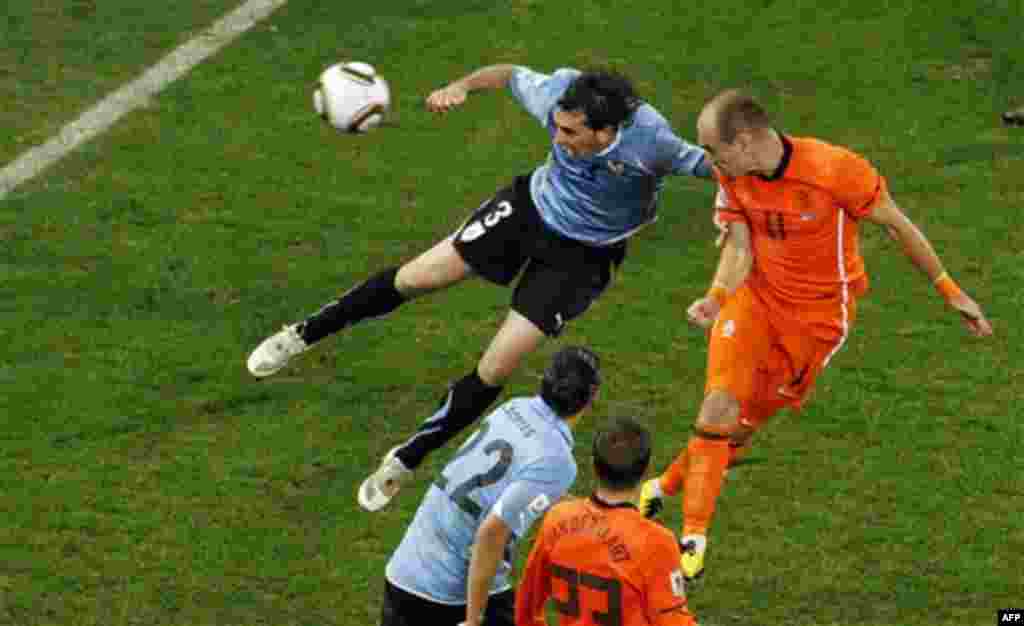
xmin=0 ymin=0 xmax=289 ymax=200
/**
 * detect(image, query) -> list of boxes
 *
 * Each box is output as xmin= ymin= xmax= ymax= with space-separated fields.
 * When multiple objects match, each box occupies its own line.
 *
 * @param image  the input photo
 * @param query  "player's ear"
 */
xmin=733 ymin=128 xmax=753 ymax=152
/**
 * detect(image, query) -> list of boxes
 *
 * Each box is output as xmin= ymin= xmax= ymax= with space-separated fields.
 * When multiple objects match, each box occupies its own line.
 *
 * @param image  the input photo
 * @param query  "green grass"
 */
xmin=2 ymin=0 xmax=1023 ymax=625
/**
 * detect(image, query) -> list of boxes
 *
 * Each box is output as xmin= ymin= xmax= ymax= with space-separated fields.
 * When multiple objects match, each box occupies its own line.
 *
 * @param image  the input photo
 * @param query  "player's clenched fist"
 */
xmin=687 ymin=296 xmax=721 ymax=329
xmin=426 ymin=84 xmax=468 ymax=113
xmin=948 ymin=293 xmax=993 ymax=337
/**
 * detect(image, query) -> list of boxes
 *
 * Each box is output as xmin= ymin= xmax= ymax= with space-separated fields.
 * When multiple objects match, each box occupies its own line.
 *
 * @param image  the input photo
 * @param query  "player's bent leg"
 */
xmin=475 ymin=310 xmax=547 ymax=385
xmin=397 ymin=310 xmax=544 ymax=466
xmin=247 ymin=238 xmax=471 ymax=378
xmin=727 ymin=423 xmax=756 ymax=468
xmin=677 ymin=389 xmax=742 ymax=581
xmin=359 ymin=312 xmax=544 ymax=512
xmin=646 ymin=414 xmax=756 ymax=519
xmin=393 ymin=236 xmax=474 ymax=298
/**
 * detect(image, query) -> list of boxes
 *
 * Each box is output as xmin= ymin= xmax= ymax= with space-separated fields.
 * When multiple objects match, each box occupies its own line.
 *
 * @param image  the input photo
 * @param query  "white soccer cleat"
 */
xmin=246 ymin=324 xmax=309 ymax=378
xmin=358 ymin=446 xmax=413 ymax=512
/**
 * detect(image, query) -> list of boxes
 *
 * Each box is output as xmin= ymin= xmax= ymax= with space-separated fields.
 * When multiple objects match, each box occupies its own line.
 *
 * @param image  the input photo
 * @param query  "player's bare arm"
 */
xmin=866 ymin=190 xmax=993 ymax=337
xmin=687 ymin=219 xmax=753 ymax=329
xmin=426 ymin=64 xmax=519 ymax=113
xmin=464 ymin=513 xmax=513 ymax=626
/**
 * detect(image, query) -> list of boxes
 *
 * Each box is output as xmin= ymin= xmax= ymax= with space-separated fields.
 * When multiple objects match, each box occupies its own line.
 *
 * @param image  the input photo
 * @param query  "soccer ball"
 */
xmin=313 ymin=61 xmax=390 ymax=133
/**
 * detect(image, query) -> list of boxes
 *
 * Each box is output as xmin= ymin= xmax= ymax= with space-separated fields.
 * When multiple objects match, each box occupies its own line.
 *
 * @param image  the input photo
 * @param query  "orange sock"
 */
xmin=727 ymin=440 xmax=749 ymax=467
xmin=681 ymin=435 xmax=731 ymax=536
xmin=660 ymin=448 xmax=689 ymax=496
xmin=662 ymin=439 xmax=747 ymax=496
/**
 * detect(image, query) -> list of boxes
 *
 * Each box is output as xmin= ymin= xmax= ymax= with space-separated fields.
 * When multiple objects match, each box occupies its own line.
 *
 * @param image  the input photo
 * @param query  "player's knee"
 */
xmin=395 ymin=241 xmax=469 ymax=297
xmin=394 ymin=262 xmax=436 ymax=298
xmin=695 ymin=390 xmax=741 ymax=436
xmin=477 ymin=342 xmax=532 ymax=385
xmin=476 ymin=358 xmax=514 ymax=386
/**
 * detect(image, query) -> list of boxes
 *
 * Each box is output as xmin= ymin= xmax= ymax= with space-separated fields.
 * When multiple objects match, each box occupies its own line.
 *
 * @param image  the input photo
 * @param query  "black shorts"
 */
xmin=452 ymin=174 xmax=626 ymax=336
xmin=380 ymin=580 xmax=515 ymax=626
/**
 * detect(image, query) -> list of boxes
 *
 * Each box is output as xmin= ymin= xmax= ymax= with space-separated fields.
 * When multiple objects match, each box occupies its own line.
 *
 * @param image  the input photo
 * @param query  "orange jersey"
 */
xmin=516 ymin=496 xmax=697 ymax=626
xmin=714 ymin=135 xmax=888 ymax=314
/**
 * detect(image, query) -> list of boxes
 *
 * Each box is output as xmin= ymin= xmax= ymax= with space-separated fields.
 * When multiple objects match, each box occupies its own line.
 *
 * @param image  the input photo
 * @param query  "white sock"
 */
xmin=681 ymin=534 xmax=707 ymax=553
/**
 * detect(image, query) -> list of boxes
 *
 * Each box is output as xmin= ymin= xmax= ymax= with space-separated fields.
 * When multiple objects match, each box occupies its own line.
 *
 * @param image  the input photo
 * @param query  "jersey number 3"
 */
xmin=435 ymin=421 xmax=514 ymax=519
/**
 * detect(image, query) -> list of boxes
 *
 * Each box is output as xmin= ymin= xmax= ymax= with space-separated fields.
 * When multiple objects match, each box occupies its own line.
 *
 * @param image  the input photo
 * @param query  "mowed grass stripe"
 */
xmin=0 ymin=0 xmax=290 ymax=200
xmin=0 ymin=0 xmax=255 ymax=167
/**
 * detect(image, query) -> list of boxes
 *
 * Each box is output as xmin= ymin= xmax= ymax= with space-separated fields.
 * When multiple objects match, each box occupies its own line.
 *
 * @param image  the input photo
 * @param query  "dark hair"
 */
xmin=592 ymin=416 xmax=651 ymax=491
xmin=540 ymin=346 xmax=601 ymax=417
xmin=557 ymin=70 xmax=640 ymax=130
xmin=712 ymin=89 xmax=772 ymax=144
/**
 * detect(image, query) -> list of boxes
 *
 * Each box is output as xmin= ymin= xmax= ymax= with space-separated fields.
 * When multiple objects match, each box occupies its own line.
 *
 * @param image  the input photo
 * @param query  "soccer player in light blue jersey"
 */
xmin=379 ymin=346 xmax=601 ymax=626
xmin=247 ymin=64 xmax=711 ymax=510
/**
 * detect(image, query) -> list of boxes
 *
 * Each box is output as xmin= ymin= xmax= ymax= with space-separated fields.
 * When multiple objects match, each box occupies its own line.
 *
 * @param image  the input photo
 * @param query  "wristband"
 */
xmin=933 ymin=272 xmax=963 ymax=301
xmin=708 ymin=285 xmax=729 ymax=307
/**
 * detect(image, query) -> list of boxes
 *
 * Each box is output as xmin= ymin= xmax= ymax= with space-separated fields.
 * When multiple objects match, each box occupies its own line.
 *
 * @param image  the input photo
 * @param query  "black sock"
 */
xmin=395 ymin=371 xmax=502 ymax=469
xmin=299 ymin=266 xmax=405 ymax=344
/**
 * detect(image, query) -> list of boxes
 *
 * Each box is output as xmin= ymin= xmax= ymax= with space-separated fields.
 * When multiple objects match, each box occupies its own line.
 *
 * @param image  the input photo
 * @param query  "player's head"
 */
xmin=697 ymin=89 xmax=774 ymax=177
xmin=554 ymin=71 xmax=640 ymax=158
xmin=540 ymin=346 xmax=602 ymax=418
xmin=592 ymin=416 xmax=652 ymax=492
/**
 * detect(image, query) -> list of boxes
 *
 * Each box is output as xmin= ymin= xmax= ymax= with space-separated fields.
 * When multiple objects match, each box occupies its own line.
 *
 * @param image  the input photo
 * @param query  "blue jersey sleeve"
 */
xmin=654 ymin=127 xmax=712 ymax=178
xmin=492 ymin=458 xmax=576 ymax=538
xmin=508 ymin=66 xmax=581 ymax=127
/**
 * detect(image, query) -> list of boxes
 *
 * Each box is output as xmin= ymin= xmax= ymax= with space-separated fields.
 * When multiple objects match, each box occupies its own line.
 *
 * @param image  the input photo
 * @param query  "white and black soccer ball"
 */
xmin=313 ymin=61 xmax=390 ymax=133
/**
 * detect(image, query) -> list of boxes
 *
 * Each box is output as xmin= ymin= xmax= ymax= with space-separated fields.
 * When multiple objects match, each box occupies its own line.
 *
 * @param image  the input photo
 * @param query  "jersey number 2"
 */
xmin=435 ymin=421 xmax=514 ymax=519
xmin=550 ymin=564 xmax=623 ymax=626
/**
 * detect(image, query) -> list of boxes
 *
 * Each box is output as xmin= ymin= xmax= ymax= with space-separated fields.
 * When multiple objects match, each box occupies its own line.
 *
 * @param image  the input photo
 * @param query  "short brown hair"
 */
xmin=592 ymin=416 xmax=651 ymax=491
xmin=712 ymin=89 xmax=772 ymax=144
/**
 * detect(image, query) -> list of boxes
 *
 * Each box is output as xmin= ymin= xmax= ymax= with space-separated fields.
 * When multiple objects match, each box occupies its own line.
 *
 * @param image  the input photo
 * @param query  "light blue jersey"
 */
xmin=507 ymin=66 xmax=711 ymax=245
xmin=385 ymin=396 xmax=576 ymax=604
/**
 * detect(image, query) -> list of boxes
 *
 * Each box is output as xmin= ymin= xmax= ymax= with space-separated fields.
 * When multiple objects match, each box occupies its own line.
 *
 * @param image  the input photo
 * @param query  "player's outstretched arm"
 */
xmin=687 ymin=219 xmax=753 ymax=329
xmin=866 ymin=191 xmax=993 ymax=337
xmin=425 ymin=64 xmax=519 ymax=113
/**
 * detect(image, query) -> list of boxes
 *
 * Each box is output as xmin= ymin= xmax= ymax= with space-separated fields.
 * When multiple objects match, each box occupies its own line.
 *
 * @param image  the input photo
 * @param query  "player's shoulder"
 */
xmin=631 ymin=101 xmax=668 ymax=126
xmin=543 ymin=67 xmax=582 ymax=88
xmin=626 ymin=512 xmax=678 ymax=548
xmin=786 ymin=136 xmax=876 ymax=188
xmin=790 ymin=136 xmax=868 ymax=163
xmin=510 ymin=66 xmax=580 ymax=98
xmin=623 ymin=103 xmax=674 ymax=141
xmin=539 ymin=496 xmax=589 ymax=526
xmin=554 ymin=67 xmax=582 ymax=79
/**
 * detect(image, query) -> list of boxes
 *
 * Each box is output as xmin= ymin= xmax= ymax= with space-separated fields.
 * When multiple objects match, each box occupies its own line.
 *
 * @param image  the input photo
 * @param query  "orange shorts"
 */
xmin=705 ymin=283 xmax=857 ymax=430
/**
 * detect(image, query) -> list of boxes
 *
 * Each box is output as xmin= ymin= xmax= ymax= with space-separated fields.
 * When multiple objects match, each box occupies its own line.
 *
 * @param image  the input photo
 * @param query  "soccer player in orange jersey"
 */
xmin=516 ymin=417 xmax=698 ymax=626
xmin=638 ymin=89 xmax=994 ymax=582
